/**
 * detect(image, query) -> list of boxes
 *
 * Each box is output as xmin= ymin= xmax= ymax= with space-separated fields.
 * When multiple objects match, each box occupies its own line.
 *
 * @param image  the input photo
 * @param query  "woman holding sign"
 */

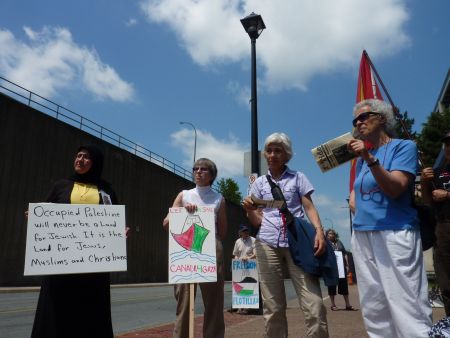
xmin=242 ymin=132 xmax=328 ymax=338
xmin=32 ymin=144 xmax=119 ymax=338
xmin=325 ymin=229 xmax=356 ymax=312
xmin=163 ymin=158 xmax=228 ymax=338
xmin=347 ymin=99 xmax=431 ymax=337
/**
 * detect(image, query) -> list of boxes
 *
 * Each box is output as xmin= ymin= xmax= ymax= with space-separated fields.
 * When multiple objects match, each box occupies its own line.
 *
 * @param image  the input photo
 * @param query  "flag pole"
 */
xmin=362 ymin=50 xmax=423 ymax=166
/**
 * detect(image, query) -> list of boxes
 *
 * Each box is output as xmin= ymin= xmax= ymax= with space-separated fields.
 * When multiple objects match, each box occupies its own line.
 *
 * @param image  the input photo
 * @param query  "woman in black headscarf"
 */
xmin=31 ymin=144 xmax=118 ymax=338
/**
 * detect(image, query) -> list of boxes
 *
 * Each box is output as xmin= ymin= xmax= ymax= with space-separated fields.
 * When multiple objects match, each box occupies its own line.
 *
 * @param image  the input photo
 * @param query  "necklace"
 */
xmin=78 ymin=184 xmax=91 ymax=200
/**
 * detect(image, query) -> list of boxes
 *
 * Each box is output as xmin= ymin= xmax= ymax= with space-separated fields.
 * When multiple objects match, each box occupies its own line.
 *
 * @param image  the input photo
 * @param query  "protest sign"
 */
xmin=232 ymin=259 xmax=259 ymax=309
xmin=24 ymin=203 xmax=127 ymax=276
xmin=334 ymin=251 xmax=345 ymax=279
xmin=168 ymin=206 xmax=216 ymax=284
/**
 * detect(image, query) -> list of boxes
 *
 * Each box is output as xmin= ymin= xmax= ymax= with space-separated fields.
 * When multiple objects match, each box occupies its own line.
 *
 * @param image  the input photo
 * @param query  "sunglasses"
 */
xmin=352 ymin=112 xmax=380 ymax=127
xmin=192 ymin=167 xmax=209 ymax=173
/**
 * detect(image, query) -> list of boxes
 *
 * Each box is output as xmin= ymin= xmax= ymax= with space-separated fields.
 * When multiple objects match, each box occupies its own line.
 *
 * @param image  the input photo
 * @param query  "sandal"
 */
xmin=330 ymin=305 xmax=339 ymax=311
xmin=345 ymin=306 xmax=358 ymax=311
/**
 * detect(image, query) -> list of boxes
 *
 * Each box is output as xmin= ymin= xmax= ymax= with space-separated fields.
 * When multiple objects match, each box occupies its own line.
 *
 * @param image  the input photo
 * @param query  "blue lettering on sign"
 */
xmin=232 ymin=260 xmax=256 ymax=270
xmin=232 ymin=296 xmax=259 ymax=306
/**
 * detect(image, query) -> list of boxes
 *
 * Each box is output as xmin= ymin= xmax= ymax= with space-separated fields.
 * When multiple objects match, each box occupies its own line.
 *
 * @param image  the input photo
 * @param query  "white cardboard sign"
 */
xmin=231 ymin=259 xmax=259 ymax=309
xmin=334 ymin=251 xmax=345 ymax=279
xmin=24 ymin=203 xmax=127 ymax=276
xmin=168 ymin=206 xmax=216 ymax=284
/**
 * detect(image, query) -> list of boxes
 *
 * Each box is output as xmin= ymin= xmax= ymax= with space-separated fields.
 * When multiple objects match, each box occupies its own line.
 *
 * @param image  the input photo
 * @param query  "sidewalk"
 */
xmin=118 ymin=284 xmax=448 ymax=338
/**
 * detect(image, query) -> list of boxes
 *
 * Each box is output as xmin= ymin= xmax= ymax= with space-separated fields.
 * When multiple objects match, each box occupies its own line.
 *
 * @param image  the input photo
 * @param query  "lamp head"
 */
xmin=241 ymin=12 xmax=266 ymax=40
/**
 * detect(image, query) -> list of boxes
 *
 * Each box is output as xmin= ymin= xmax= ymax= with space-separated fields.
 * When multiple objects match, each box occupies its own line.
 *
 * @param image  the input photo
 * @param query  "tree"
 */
xmin=394 ymin=110 xmax=416 ymax=140
xmin=416 ymin=108 xmax=450 ymax=167
xmin=216 ymin=178 xmax=242 ymax=205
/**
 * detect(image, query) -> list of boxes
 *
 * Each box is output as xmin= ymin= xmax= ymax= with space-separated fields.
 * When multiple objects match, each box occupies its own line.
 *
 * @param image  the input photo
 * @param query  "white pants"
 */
xmin=351 ymin=229 xmax=432 ymax=338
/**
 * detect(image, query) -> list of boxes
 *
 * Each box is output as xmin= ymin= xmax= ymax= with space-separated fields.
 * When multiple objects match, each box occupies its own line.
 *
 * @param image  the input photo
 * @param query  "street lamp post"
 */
xmin=241 ymin=12 xmax=266 ymax=176
xmin=179 ymin=121 xmax=197 ymax=168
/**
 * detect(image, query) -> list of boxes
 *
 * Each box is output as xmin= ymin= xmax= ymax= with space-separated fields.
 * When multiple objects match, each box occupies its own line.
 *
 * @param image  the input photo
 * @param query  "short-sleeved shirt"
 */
xmin=353 ymin=139 xmax=418 ymax=231
xmin=432 ymin=165 xmax=450 ymax=217
xmin=233 ymin=236 xmax=256 ymax=259
xmin=250 ymin=167 xmax=314 ymax=247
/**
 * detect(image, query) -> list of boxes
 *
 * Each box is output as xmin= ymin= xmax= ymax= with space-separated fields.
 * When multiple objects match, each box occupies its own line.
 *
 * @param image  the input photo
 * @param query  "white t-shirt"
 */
xmin=233 ymin=236 xmax=256 ymax=259
xmin=182 ymin=185 xmax=223 ymax=233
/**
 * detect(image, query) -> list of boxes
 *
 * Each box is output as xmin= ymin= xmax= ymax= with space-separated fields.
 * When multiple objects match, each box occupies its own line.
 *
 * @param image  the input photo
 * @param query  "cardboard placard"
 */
xmin=231 ymin=259 xmax=259 ymax=309
xmin=24 ymin=203 xmax=127 ymax=276
xmin=168 ymin=206 xmax=216 ymax=284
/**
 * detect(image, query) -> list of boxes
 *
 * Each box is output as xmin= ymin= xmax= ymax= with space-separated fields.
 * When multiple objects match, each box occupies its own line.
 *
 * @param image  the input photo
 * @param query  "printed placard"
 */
xmin=168 ymin=206 xmax=216 ymax=284
xmin=334 ymin=251 xmax=345 ymax=279
xmin=24 ymin=203 xmax=127 ymax=276
xmin=232 ymin=259 xmax=259 ymax=309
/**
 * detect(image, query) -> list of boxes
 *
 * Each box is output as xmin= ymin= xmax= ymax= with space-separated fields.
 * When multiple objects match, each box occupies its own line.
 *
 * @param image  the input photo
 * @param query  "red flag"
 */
xmin=349 ymin=50 xmax=383 ymax=191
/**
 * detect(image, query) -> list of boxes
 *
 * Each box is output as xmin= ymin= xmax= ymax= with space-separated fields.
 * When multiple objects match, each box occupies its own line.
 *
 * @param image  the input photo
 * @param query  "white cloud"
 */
xmin=140 ymin=0 xmax=410 ymax=92
xmin=312 ymin=193 xmax=334 ymax=208
xmin=0 ymin=26 xmax=134 ymax=101
xmin=227 ymin=80 xmax=250 ymax=107
xmin=171 ymin=128 xmax=247 ymax=178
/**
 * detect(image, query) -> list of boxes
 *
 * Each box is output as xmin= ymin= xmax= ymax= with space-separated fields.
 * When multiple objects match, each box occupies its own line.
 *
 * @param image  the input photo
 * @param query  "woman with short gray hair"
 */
xmin=348 ymin=98 xmax=432 ymax=337
xmin=243 ymin=132 xmax=328 ymax=337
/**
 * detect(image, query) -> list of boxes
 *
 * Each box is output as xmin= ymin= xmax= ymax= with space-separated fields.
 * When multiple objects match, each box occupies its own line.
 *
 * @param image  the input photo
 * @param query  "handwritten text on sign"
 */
xmin=24 ymin=203 xmax=127 ymax=276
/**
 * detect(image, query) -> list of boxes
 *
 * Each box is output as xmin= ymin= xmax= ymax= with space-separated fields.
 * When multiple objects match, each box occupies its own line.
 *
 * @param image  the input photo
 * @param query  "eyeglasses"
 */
xmin=192 ymin=167 xmax=209 ymax=173
xmin=352 ymin=112 xmax=380 ymax=127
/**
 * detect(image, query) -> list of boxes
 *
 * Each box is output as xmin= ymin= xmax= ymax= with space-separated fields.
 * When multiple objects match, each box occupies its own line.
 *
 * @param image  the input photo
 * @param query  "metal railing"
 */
xmin=0 ymin=75 xmax=194 ymax=181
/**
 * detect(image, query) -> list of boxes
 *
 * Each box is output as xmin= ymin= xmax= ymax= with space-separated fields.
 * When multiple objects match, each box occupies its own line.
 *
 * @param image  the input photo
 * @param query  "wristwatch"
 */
xmin=367 ymin=158 xmax=380 ymax=167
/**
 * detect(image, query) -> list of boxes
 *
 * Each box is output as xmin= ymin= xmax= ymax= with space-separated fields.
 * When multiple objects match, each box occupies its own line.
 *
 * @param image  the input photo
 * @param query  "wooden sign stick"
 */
xmin=189 ymin=283 xmax=195 ymax=338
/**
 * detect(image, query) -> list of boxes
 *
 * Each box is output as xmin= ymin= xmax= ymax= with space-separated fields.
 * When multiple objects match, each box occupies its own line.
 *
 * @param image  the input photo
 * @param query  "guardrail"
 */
xmin=0 ymin=75 xmax=194 ymax=181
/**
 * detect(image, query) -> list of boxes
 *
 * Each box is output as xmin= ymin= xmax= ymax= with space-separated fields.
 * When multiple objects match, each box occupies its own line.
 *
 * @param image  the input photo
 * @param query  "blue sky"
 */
xmin=1 ymin=0 xmax=449 ymax=247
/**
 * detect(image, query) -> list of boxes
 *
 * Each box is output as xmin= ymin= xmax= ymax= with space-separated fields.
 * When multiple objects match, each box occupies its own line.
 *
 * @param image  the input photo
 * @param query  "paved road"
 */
xmin=0 ymin=282 xmax=299 ymax=337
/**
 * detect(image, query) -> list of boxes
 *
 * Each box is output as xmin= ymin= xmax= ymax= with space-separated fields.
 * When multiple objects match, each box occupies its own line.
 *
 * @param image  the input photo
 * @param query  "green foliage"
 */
xmin=394 ymin=110 xmax=416 ymax=140
xmin=217 ymin=178 xmax=242 ymax=204
xmin=416 ymin=108 xmax=450 ymax=167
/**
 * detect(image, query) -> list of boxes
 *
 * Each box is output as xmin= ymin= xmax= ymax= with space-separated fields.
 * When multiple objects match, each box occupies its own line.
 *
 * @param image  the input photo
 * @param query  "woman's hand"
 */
xmin=242 ymin=197 xmax=262 ymax=227
xmin=242 ymin=196 xmax=257 ymax=211
xmin=432 ymin=189 xmax=449 ymax=202
xmin=421 ymin=167 xmax=434 ymax=182
xmin=348 ymin=139 xmax=371 ymax=161
xmin=184 ymin=203 xmax=197 ymax=213
xmin=125 ymin=226 xmax=131 ymax=238
xmin=313 ymin=230 xmax=326 ymax=256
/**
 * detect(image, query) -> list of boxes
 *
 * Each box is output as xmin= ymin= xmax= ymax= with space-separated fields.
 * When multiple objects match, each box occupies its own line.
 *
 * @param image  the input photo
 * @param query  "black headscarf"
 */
xmin=69 ymin=144 xmax=104 ymax=185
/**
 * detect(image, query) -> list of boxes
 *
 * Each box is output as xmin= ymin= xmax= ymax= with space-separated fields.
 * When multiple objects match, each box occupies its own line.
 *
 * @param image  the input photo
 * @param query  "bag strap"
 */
xmin=265 ymin=175 xmax=288 ymax=212
xmin=266 ymin=175 xmax=297 ymax=239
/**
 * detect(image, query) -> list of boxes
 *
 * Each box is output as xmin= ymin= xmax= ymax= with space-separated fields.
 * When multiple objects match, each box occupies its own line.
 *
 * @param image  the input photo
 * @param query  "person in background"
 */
xmin=242 ymin=132 xmax=328 ymax=338
xmin=325 ymin=229 xmax=356 ymax=311
xmin=348 ymin=99 xmax=432 ymax=337
xmin=420 ymin=131 xmax=450 ymax=317
xmin=233 ymin=224 xmax=256 ymax=260
xmin=163 ymin=158 xmax=228 ymax=338
xmin=31 ymin=144 xmax=121 ymax=338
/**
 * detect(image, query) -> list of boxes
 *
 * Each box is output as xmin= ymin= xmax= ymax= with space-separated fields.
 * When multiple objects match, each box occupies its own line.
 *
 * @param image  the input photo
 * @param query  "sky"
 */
xmin=1 ymin=0 xmax=449 ymax=248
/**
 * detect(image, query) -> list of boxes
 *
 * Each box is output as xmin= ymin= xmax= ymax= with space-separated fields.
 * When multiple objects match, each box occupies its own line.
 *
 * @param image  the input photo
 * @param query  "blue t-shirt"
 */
xmin=353 ymin=139 xmax=418 ymax=231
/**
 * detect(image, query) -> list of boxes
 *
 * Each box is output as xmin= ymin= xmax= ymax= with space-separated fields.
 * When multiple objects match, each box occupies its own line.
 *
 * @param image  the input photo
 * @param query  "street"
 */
xmin=0 ymin=282 xmax=298 ymax=337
